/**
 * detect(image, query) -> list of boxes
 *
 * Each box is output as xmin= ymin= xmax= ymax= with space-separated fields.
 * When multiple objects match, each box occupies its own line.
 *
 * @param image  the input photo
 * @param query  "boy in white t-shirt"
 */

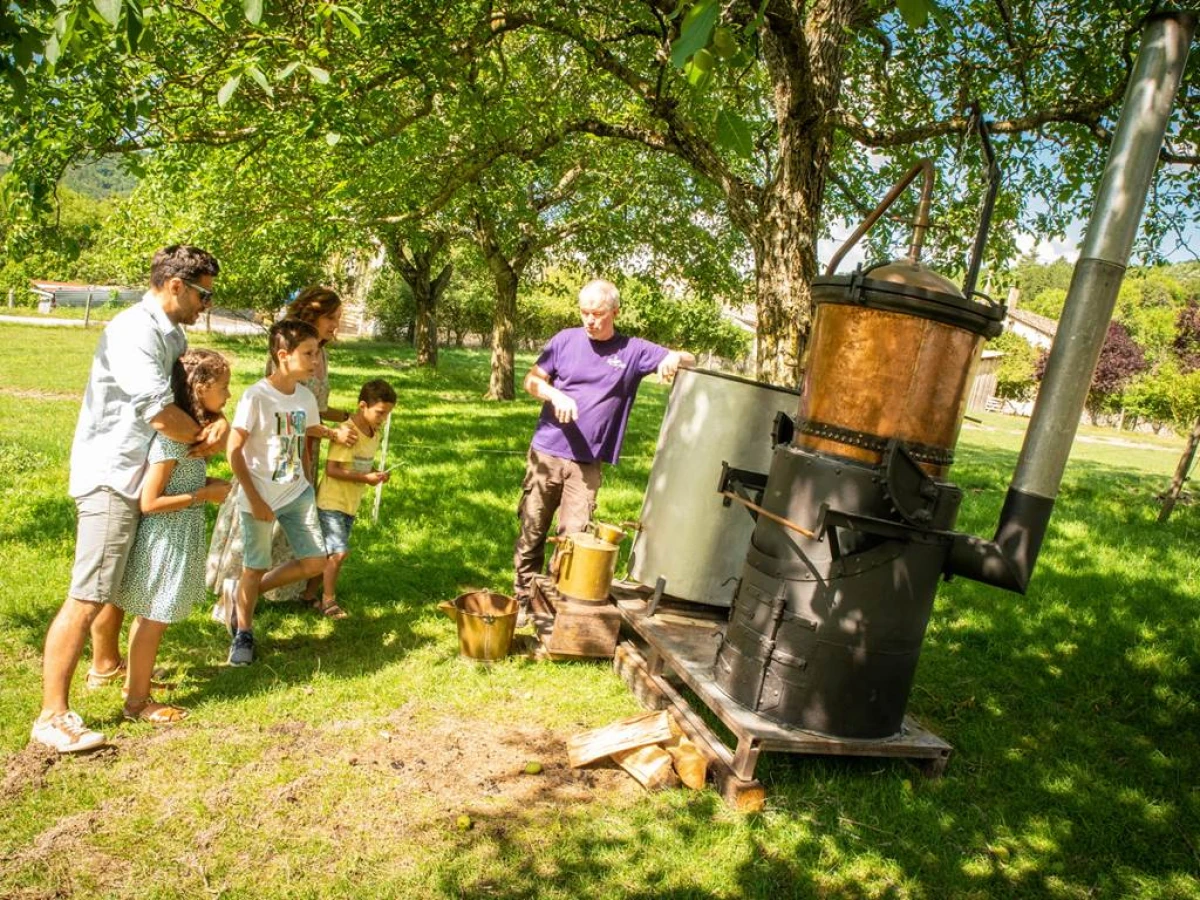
xmin=224 ymin=318 xmax=350 ymax=666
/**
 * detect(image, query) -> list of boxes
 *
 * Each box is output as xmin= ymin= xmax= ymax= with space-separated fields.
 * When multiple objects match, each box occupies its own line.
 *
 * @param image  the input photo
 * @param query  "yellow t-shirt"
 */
xmin=316 ymin=419 xmax=383 ymax=516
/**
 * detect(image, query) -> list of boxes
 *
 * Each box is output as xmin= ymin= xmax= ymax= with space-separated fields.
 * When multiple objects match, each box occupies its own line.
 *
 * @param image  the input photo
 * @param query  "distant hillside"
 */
xmin=61 ymin=156 xmax=138 ymax=199
xmin=0 ymin=154 xmax=139 ymax=200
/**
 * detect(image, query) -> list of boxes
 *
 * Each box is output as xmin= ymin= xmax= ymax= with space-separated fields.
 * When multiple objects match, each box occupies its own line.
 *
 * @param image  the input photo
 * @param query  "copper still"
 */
xmin=714 ymin=144 xmax=1007 ymax=739
xmin=711 ymin=7 xmax=1196 ymax=740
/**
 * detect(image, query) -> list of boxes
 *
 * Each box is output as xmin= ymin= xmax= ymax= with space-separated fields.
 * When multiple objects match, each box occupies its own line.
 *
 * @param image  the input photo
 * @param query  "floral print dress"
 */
xmin=118 ymin=436 xmax=207 ymax=623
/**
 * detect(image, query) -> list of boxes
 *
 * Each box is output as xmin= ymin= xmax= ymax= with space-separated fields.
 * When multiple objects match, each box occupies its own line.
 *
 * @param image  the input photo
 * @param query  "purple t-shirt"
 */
xmin=531 ymin=328 xmax=669 ymax=465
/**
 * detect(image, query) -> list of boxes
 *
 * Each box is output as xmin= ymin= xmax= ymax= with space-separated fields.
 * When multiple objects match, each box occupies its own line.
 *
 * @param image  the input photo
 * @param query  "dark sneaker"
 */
xmin=228 ymin=630 xmax=255 ymax=667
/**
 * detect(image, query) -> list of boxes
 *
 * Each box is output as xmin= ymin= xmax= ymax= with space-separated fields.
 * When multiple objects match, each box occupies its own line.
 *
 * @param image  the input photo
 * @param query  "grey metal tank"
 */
xmin=628 ymin=368 xmax=800 ymax=607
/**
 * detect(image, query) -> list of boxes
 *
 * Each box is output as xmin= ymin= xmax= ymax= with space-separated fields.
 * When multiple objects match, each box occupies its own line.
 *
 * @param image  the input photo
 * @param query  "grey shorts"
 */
xmin=69 ymin=488 xmax=141 ymax=604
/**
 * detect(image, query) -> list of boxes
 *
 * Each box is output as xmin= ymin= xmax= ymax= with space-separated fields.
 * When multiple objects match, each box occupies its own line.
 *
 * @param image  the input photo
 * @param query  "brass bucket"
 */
xmin=591 ymin=521 xmax=627 ymax=544
xmin=555 ymin=533 xmax=618 ymax=601
xmin=438 ymin=591 xmax=517 ymax=662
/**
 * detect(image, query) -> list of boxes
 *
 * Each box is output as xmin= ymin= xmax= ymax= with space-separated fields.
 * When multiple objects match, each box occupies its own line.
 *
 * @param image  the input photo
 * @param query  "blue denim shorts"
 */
xmin=317 ymin=508 xmax=355 ymax=555
xmin=240 ymin=486 xmax=325 ymax=570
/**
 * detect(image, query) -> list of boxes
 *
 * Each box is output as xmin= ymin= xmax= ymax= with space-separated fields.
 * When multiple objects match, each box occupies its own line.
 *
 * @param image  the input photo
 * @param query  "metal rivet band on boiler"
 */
xmin=794 ymin=418 xmax=955 ymax=468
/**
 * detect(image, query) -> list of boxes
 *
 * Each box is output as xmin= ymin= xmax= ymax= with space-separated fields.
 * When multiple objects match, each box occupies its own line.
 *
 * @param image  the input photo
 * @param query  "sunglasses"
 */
xmin=183 ymin=280 xmax=214 ymax=306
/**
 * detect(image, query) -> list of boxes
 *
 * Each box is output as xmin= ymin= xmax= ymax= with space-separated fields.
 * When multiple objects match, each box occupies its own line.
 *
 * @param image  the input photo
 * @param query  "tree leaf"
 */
xmin=335 ymin=9 xmax=361 ymax=38
xmin=244 ymin=0 xmax=263 ymax=26
xmin=716 ymin=108 xmax=753 ymax=158
xmin=277 ymin=61 xmax=300 ymax=80
xmin=247 ymin=64 xmax=273 ymax=96
xmin=125 ymin=3 xmax=144 ymax=52
xmin=44 ymin=31 xmax=61 ymax=66
xmin=306 ymin=65 xmax=330 ymax=84
xmin=669 ymin=0 xmax=718 ymax=69
xmin=896 ymin=0 xmax=931 ymax=30
xmin=218 ymin=73 xmax=242 ymax=107
xmin=93 ymin=0 xmax=121 ymax=28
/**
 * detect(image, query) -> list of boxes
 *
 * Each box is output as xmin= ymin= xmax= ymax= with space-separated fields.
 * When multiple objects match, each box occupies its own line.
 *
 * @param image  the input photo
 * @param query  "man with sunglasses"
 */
xmin=32 ymin=245 xmax=229 ymax=753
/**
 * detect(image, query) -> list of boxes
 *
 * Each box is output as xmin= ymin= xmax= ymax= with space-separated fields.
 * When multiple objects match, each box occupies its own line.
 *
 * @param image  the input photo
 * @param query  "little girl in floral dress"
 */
xmin=117 ymin=348 xmax=233 ymax=723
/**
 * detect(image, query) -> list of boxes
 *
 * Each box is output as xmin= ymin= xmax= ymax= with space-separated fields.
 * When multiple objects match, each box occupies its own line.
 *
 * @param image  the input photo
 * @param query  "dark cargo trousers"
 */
xmin=513 ymin=448 xmax=602 ymax=602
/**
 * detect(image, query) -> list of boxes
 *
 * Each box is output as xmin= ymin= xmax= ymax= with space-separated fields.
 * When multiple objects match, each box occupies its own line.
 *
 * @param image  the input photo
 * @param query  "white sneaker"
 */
xmin=30 ymin=711 xmax=106 ymax=753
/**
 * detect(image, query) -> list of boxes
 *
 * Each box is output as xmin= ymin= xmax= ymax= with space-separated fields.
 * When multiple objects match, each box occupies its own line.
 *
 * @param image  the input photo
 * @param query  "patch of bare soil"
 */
xmin=230 ymin=706 xmax=642 ymax=841
xmin=352 ymin=707 xmax=639 ymax=809
xmin=1 ymin=745 xmax=57 ymax=802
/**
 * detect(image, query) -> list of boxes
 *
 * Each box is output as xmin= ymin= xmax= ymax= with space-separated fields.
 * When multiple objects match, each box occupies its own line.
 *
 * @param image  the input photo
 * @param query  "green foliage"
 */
xmin=991 ymin=329 xmax=1039 ymax=402
xmin=1023 ymin=287 xmax=1067 ymax=320
xmin=1115 ymin=271 xmax=1188 ymax=367
xmin=517 ymin=268 xmax=585 ymax=347
xmin=610 ymin=273 xmax=750 ymax=361
xmin=59 ymin=156 xmax=138 ymax=199
xmin=364 ymin=267 xmax=415 ymax=344
xmin=0 ymin=184 xmax=115 ymax=295
xmin=1011 ymin=256 xmax=1074 ymax=303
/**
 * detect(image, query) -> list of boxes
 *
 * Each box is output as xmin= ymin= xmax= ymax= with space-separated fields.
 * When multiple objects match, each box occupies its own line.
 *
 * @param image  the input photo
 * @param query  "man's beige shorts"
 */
xmin=68 ymin=488 xmax=141 ymax=604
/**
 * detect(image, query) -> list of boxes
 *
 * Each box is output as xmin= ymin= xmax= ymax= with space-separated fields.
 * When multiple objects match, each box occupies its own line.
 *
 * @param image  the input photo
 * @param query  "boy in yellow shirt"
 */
xmin=306 ymin=379 xmax=396 ymax=618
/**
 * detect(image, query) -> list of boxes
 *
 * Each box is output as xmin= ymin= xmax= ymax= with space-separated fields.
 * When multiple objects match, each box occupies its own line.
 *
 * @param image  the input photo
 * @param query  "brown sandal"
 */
xmin=313 ymin=596 xmax=348 ymax=619
xmin=87 ymin=659 xmax=174 ymax=693
xmin=122 ymin=697 xmax=189 ymax=725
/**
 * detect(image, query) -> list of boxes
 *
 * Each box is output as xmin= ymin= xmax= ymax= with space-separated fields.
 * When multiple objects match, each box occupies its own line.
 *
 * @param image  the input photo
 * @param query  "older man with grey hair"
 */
xmin=513 ymin=278 xmax=695 ymax=622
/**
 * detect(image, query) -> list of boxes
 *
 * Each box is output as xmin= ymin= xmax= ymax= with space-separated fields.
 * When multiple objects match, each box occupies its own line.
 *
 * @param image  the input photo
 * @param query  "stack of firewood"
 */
xmin=567 ymin=710 xmax=708 ymax=791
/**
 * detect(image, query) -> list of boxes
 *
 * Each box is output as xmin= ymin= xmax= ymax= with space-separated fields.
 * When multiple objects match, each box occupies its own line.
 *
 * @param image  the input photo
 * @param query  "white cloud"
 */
xmin=1015 ymin=232 xmax=1080 ymax=263
xmin=818 ymin=229 xmax=867 ymax=274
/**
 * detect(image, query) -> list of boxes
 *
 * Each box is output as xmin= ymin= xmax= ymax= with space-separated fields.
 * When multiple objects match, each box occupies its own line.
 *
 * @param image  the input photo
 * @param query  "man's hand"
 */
xmin=333 ymin=423 xmax=359 ymax=447
xmin=249 ymin=496 xmax=275 ymax=523
xmin=190 ymin=417 xmax=230 ymax=458
xmin=656 ymin=351 xmax=685 ymax=384
xmin=366 ymin=470 xmax=390 ymax=486
xmin=550 ymin=389 xmax=578 ymax=424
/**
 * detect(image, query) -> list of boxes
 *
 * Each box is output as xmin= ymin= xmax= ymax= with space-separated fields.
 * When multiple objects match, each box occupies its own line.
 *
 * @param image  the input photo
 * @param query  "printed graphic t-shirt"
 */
xmin=530 ymin=328 xmax=668 ymax=465
xmin=233 ymin=378 xmax=321 ymax=512
xmin=316 ymin=418 xmax=383 ymax=516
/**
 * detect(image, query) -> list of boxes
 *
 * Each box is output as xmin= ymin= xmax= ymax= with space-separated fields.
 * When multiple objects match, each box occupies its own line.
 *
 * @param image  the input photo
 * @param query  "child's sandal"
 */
xmin=88 ymin=659 xmax=174 ymax=692
xmin=314 ymin=596 xmax=348 ymax=620
xmin=122 ymin=697 xmax=188 ymax=726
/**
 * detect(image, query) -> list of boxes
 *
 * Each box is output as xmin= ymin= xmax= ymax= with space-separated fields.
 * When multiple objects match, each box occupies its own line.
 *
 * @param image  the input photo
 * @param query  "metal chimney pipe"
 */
xmin=949 ymin=10 xmax=1197 ymax=592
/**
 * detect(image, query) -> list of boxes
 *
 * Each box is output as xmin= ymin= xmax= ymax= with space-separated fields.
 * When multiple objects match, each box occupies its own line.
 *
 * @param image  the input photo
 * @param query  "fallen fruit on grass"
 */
xmin=524 ymin=761 xmax=543 ymax=775
xmin=456 ymin=814 xmax=473 ymax=831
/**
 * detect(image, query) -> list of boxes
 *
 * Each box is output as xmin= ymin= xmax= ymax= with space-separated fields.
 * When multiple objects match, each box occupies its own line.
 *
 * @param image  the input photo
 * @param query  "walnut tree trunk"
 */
xmin=744 ymin=0 xmax=862 ymax=385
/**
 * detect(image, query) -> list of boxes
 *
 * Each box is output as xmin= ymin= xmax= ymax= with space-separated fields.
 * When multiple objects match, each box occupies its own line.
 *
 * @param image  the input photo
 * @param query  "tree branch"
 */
xmin=831 ymin=90 xmax=1125 ymax=147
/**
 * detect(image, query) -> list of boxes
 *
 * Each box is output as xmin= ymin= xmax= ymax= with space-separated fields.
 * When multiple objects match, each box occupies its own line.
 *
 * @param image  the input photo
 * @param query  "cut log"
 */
xmin=612 ymin=744 xmax=679 ymax=791
xmin=664 ymin=735 xmax=708 ymax=790
xmin=567 ymin=710 xmax=673 ymax=768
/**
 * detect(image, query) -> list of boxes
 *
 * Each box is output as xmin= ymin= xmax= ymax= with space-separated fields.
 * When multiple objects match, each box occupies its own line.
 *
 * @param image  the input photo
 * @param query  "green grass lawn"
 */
xmin=1 ymin=323 xmax=1198 ymax=899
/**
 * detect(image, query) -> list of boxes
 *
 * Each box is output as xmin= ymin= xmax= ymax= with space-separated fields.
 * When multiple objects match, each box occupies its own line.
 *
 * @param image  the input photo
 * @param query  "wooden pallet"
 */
xmin=609 ymin=583 xmax=952 ymax=809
